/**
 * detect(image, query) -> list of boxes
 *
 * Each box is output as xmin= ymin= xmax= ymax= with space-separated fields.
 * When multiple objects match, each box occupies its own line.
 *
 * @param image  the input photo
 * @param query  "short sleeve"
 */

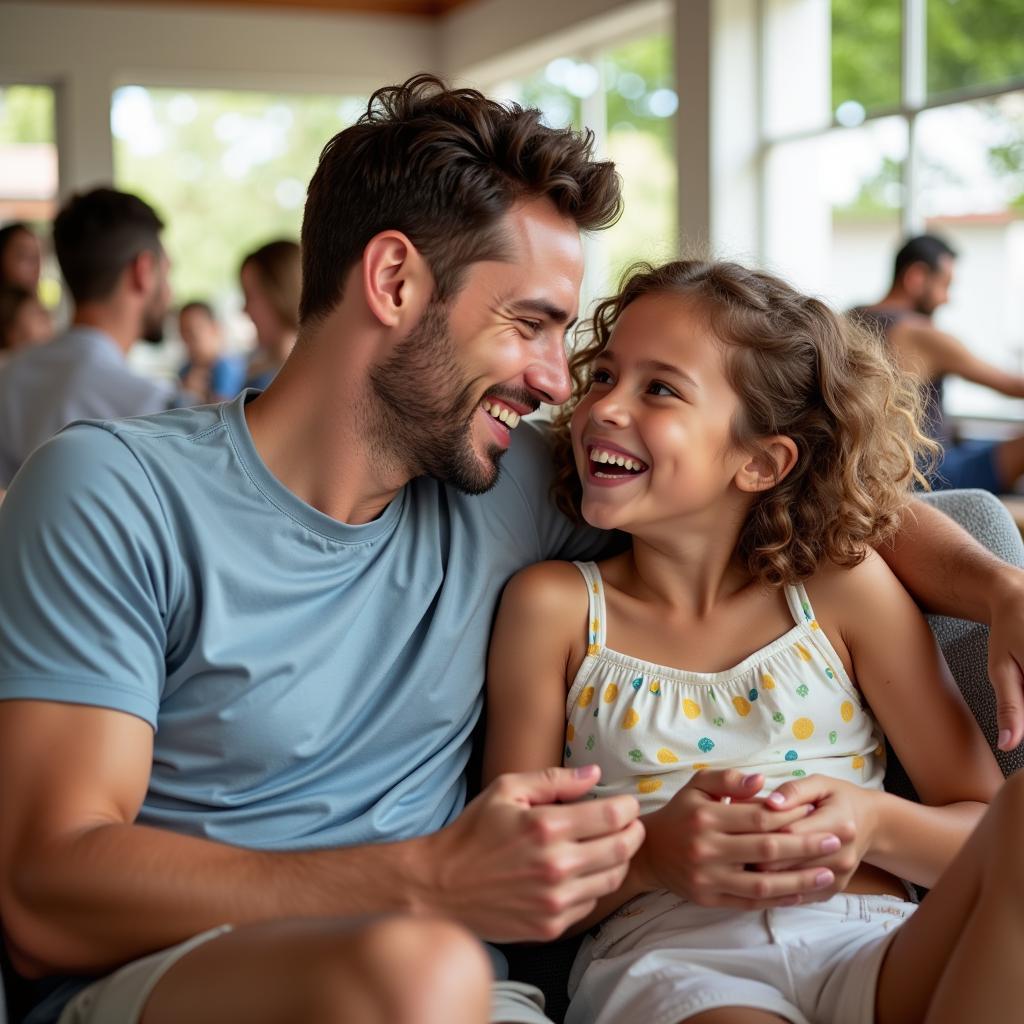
xmin=501 ymin=419 xmax=614 ymax=562
xmin=0 ymin=424 xmax=173 ymax=727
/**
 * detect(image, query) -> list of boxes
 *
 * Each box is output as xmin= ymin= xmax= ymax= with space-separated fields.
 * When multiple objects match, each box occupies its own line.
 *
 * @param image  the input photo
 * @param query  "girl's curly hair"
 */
xmin=552 ymin=259 xmax=939 ymax=587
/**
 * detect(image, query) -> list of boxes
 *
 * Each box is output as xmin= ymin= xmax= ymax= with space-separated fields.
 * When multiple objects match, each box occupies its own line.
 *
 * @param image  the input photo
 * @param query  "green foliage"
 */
xmin=927 ymin=0 xmax=1024 ymax=96
xmin=0 ymin=86 xmax=55 ymax=145
xmin=114 ymin=88 xmax=364 ymax=307
xmin=831 ymin=0 xmax=901 ymax=113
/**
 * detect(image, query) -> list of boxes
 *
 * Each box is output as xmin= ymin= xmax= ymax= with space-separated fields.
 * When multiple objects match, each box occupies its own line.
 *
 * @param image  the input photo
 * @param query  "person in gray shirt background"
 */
xmin=0 ymin=187 xmax=186 ymax=490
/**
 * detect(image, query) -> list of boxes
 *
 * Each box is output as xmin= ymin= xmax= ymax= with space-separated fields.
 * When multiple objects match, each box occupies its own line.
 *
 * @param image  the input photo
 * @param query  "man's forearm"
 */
xmin=6 ymin=821 xmax=433 ymax=976
xmin=878 ymin=498 xmax=1022 ymax=623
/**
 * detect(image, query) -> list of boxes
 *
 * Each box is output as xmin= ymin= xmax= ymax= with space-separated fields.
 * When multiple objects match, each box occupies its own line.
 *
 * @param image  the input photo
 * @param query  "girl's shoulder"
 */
xmin=501 ymin=559 xmax=592 ymax=622
xmin=805 ymin=547 xmax=906 ymax=638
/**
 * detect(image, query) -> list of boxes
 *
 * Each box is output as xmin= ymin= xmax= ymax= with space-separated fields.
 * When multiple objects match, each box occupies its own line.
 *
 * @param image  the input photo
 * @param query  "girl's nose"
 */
xmin=590 ymin=389 xmax=630 ymax=427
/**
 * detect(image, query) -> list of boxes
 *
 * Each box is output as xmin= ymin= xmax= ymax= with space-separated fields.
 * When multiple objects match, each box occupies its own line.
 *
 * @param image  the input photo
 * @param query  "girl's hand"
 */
xmin=634 ymin=769 xmax=841 ymax=909
xmin=759 ymin=774 xmax=881 ymax=891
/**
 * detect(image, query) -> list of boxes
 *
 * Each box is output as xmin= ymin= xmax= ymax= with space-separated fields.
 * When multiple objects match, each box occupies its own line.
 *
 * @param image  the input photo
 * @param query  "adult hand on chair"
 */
xmin=986 ymin=570 xmax=1024 ymax=751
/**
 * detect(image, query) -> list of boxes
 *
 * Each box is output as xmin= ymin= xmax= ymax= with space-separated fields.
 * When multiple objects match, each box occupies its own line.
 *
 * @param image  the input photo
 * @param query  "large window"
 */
xmin=489 ymin=26 xmax=677 ymax=309
xmin=761 ymin=0 xmax=1024 ymax=420
xmin=113 ymin=86 xmax=364 ymax=314
xmin=0 ymin=85 xmax=60 ymax=308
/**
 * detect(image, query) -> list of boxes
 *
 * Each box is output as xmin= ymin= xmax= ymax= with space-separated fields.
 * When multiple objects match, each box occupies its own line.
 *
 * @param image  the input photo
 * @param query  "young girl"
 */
xmin=485 ymin=260 xmax=1018 ymax=1024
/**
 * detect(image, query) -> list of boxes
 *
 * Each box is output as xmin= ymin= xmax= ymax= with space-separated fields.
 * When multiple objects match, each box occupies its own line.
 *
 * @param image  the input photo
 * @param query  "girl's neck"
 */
xmin=624 ymin=506 xmax=752 ymax=618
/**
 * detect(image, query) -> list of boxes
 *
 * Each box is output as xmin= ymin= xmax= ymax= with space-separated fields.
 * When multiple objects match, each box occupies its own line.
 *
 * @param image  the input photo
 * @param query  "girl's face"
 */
xmin=570 ymin=292 xmax=750 ymax=535
xmin=1 ymin=229 xmax=42 ymax=291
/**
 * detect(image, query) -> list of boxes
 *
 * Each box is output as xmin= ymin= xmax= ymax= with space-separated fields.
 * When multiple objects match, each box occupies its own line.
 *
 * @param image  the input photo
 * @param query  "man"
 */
xmin=1 ymin=77 xmax=1023 ymax=1024
xmin=852 ymin=233 xmax=1024 ymax=493
xmin=0 ymin=188 xmax=186 ymax=489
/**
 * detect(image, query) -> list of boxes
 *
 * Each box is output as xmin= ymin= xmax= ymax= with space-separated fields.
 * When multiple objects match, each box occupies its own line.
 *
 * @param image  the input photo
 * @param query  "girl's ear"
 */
xmin=735 ymin=436 xmax=798 ymax=493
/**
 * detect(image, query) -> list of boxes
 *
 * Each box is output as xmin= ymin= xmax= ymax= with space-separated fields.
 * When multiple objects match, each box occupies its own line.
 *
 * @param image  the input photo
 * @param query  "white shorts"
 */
xmin=566 ymin=891 xmax=916 ymax=1024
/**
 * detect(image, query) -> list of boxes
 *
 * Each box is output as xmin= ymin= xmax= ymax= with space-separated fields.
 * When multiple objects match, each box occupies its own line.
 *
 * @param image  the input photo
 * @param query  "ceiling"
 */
xmin=33 ymin=0 xmax=479 ymax=16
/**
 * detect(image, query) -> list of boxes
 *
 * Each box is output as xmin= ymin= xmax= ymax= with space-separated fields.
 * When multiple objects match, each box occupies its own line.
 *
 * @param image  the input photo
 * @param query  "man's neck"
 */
xmin=873 ymin=288 xmax=915 ymax=313
xmin=243 ymin=338 xmax=410 ymax=526
xmin=71 ymin=305 xmax=139 ymax=356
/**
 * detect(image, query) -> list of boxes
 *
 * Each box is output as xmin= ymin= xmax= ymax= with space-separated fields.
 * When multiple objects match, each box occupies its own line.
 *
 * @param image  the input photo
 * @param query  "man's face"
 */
xmin=367 ymin=197 xmax=584 ymax=494
xmin=141 ymin=249 xmax=173 ymax=344
xmin=911 ymin=255 xmax=954 ymax=316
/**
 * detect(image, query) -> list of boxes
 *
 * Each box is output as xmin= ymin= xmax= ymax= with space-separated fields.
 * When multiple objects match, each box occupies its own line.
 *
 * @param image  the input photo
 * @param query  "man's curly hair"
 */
xmin=552 ymin=259 xmax=939 ymax=587
xmin=300 ymin=74 xmax=622 ymax=325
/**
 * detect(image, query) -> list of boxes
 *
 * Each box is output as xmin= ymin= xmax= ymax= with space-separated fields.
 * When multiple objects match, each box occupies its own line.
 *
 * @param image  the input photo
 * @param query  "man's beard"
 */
xmin=366 ymin=299 xmax=506 ymax=494
xmin=140 ymin=295 xmax=166 ymax=344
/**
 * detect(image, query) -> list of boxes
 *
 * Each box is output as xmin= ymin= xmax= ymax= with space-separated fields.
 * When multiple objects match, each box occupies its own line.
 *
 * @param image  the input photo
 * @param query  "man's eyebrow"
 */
xmin=507 ymin=299 xmax=577 ymax=330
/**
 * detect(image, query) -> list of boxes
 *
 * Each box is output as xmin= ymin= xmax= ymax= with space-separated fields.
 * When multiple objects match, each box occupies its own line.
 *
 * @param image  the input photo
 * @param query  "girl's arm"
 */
xmin=777 ymin=550 xmax=1003 ymax=889
xmin=878 ymin=498 xmax=1024 ymax=750
xmin=483 ymin=561 xmax=589 ymax=782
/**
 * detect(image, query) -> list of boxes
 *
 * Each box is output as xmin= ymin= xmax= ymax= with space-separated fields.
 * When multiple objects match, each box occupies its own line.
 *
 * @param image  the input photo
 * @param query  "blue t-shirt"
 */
xmin=0 ymin=392 xmax=603 ymax=852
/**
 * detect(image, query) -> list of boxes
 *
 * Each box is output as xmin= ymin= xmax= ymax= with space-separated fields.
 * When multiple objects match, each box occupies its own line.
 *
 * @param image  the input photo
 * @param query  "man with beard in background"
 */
xmin=0 ymin=187 xmax=187 ymax=489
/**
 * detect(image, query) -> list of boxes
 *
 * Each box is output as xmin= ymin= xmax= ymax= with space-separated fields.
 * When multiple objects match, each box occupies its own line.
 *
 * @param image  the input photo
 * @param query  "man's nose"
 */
xmin=525 ymin=336 xmax=572 ymax=406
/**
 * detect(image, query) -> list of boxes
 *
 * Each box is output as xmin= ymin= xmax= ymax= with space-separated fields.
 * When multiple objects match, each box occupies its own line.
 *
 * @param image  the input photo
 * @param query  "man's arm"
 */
xmin=912 ymin=324 xmax=1024 ymax=399
xmin=0 ymin=699 xmax=643 ymax=977
xmin=878 ymin=498 xmax=1024 ymax=749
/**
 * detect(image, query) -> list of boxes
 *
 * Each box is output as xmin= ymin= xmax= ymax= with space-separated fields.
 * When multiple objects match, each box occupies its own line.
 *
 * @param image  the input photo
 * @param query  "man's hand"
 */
xmin=755 ymin=774 xmax=876 ymax=892
xmin=422 ymin=764 xmax=644 ymax=943
xmin=632 ymin=770 xmax=840 ymax=909
xmin=986 ymin=569 xmax=1024 ymax=750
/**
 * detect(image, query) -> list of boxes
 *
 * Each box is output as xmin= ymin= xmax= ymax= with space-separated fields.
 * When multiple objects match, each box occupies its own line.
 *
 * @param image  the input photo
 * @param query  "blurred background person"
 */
xmin=0 ymin=221 xmax=43 ymax=294
xmin=178 ymin=299 xmax=246 ymax=402
xmin=852 ymin=234 xmax=1024 ymax=494
xmin=240 ymin=238 xmax=300 ymax=391
xmin=0 ymin=284 xmax=52 ymax=365
xmin=0 ymin=187 xmax=191 ymax=489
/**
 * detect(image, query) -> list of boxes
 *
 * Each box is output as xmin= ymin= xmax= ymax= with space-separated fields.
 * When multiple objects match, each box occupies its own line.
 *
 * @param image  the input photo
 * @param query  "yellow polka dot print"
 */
xmin=603 ymin=683 xmax=619 ymax=703
xmin=692 ymin=762 xmax=709 ymax=771
xmin=761 ymin=673 xmax=776 ymax=690
xmin=579 ymin=686 xmax=595 ymax=708
xmin=841 ymin=701 xmax=854 ymax=723
xmin=732 ymin=695 xmax=752 ymax=717
xmin=591 ymin=618 xmax=601 ymax=636
xmin=638 ymin=777 xmax=662 ymax=794
xmin=587 ymin=643 xmax=601 ymax=657
xmin=792 ymin=717 xmax=814 ymax=740
xmin=566 ymin=723 xmax=575 ymax=742
xmin=852 ymin=755 xmax=865 ymax=771
xmin=794 ymin=643 xmax=812 ymax=662
xmin=683 ymin=698 xmax=701 ymax=719
xmin=657 ymin=748 xmax=679 ymax=764
xmin=622 ymin=708 xmax=640 ymax=729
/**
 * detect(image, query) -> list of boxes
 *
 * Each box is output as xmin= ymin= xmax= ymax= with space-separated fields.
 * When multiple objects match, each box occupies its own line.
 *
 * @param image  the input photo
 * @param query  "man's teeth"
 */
xmin=590 ymin=448 xmax=645 ymax=472
xmin=482 ymin=401 xmax=521 ymax=429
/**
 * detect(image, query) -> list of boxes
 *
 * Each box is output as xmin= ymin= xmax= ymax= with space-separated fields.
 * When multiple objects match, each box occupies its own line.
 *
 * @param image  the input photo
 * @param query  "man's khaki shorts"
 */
xmin=57 ymin=925 xmax=551 ymax=1024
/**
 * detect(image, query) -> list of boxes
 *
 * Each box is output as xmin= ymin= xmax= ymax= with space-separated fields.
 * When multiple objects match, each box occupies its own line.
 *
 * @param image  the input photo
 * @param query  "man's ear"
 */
xmin=902 ymin=261 xmax=928 ymax=297
xmin=735 ymin=436 xmax=799 ymax=493
xmin=127 ymin=249 xmax=157 ymax=297
xmin=361 ymin=230 xmax=433 ymax=328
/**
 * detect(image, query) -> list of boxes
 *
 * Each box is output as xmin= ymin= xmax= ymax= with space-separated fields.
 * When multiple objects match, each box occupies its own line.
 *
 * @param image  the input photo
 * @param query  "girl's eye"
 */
xmin=590 ymin=368 xmax=613 ymax=386
xmin=647 ymin=381 xmax=677 ymax=397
